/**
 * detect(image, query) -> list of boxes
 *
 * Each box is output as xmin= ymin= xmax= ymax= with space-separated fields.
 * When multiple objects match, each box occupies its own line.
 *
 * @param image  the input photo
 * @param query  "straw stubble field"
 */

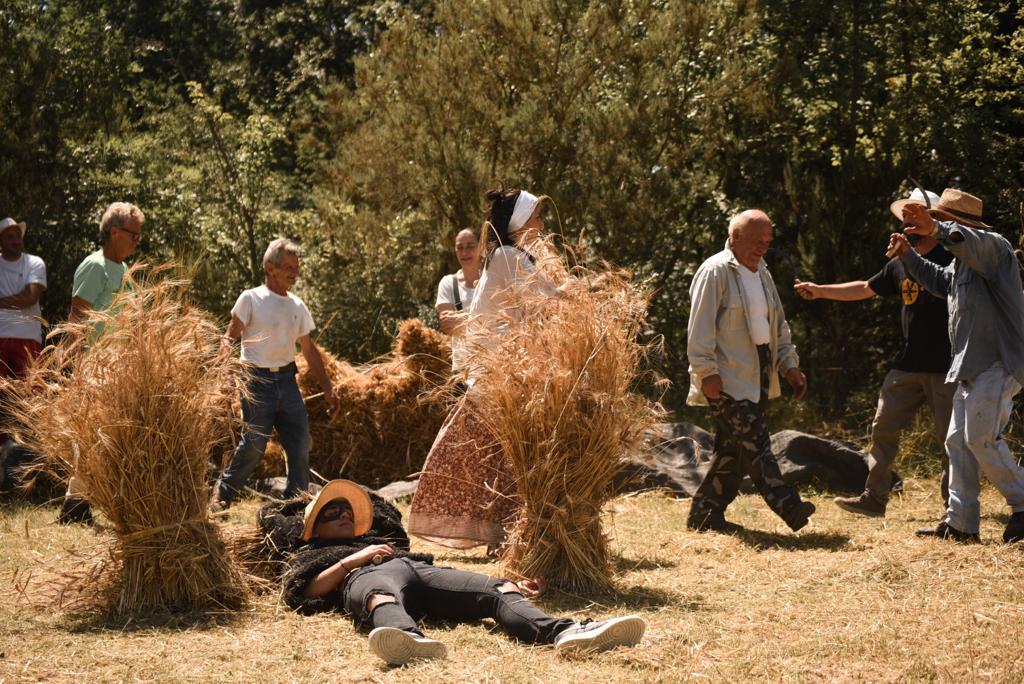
xmin=2 ymin=477 xmax=1023 ymax=683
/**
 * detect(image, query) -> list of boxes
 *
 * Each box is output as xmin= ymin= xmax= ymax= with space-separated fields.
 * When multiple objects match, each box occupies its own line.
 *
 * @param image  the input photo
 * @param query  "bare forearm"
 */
xmin=303 ymin=343 xmax=334 ymax=394
xmin=303 ymin=545 xmax=394 ymax=597
xmin=303 ymin=557 xmax=356 ymax=598
xmin=0 ymin=284 xmax=43 ymax=310
xmin=436 ymin=304 xmax=461 ymax=335
xmin=438 ymin=315 xmax=456 ymax=335
xmin=797 ymin=281 xmax=875 ymax=301
xmin=0 ymin=295 xmax=32 ymax=309
xmin=69 ymin=296 xmax=92 ymax=324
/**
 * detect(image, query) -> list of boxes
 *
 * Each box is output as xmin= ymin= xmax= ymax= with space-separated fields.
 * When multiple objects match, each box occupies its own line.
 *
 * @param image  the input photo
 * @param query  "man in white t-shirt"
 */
xmin=435 ymin=228 xmax=481 ymax=373
xmin=686 ymin=209 xmax=814 ymax=534
xmin=212 ymin=238 xmax=340 ymax=509
xmin=0 ymin=217 xmax=46 ymax=380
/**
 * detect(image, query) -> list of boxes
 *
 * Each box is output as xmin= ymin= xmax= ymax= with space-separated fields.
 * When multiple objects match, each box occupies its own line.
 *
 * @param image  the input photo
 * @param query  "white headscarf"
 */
xmin=507 ymin=191 xmax=539 ymax=236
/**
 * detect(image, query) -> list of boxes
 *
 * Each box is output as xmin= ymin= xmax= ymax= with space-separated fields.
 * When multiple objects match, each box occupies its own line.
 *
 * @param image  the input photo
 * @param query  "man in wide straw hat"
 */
xmin=686 ymin=209 xmax=816 ymax=533
xmin=795 ymin=188 xmax=955 ymax=518
xmin=261 ymin=479 xmax=645 ymax=666
xmin=888 ymin=188 xmax=1024 ymax=543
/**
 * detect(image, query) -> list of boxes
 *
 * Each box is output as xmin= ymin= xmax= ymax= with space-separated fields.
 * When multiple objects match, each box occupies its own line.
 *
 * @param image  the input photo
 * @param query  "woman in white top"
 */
xmin=435 ymin=228 xmax=481 ymax=374
xmin=409 ymin=188 xmax=556 ymax=550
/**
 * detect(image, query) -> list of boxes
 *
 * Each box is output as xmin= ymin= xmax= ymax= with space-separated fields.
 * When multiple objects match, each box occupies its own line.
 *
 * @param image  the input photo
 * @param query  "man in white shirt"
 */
xmin=686 ymin=209 xmax=814 ymax=533
xmin=212 ymin=238 xmax=340 ymax=509
xmin=0 ymin=217 xmax=46 ymax=381
xmin=435 ymin=228 xmax=481 ymax=374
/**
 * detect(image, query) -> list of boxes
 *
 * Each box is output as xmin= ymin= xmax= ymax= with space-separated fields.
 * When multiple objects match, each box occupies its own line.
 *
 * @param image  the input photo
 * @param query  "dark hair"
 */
xmin=484 ymin=187 xmax=521 ymax=250
xmin=481 ymin=187 xmax=539 ymax=269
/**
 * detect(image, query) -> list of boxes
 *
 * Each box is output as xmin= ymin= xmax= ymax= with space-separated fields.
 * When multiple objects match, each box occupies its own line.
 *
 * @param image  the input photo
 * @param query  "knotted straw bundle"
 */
xmin=468 ymin=242 xmax=662 ymax=592
xmin=5 ymin=264 xmax=252 ymax=615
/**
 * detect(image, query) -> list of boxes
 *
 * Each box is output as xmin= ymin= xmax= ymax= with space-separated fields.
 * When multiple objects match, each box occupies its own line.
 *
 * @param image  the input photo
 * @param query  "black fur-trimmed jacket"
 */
xmin=257 ymin=490 xmax=433 ymax=615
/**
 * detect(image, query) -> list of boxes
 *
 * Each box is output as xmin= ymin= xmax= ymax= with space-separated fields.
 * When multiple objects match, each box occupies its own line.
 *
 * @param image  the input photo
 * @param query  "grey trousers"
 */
xmin=945 ymin=364 xmax=1024 ymax=534
xmin=865 ymin=369 xmax=954 ymax=501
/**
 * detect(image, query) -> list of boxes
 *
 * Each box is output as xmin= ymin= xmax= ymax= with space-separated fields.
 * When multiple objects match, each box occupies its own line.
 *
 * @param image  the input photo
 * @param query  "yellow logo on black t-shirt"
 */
xmin=901 ymin=279 xmax=920 ymax=305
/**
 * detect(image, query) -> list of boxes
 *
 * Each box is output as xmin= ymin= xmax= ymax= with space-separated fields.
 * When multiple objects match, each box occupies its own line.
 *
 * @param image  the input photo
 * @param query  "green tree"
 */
xmin=0 ymin=0 xmax=135 ymax=319
xmin=745 ymin=0 xmax=1024 ymax=418
xmin=308 ymin=0 xmax=766 ymax=385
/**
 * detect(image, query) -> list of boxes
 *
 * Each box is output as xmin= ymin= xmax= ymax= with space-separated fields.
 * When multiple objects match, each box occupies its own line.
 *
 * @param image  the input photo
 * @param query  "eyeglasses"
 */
xmin=316 ymin=499 xmax=353 ymax=524
xmin=116 ymin=226 xmax=142 ymax=242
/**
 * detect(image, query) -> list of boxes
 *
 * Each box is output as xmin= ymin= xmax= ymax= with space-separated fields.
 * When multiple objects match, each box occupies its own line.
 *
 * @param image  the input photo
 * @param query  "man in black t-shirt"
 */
xmin=794 ymin=189 xmax=954 ymax=517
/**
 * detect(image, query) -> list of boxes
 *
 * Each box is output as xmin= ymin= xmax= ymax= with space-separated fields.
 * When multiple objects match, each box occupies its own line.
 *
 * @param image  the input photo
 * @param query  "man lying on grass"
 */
xmin=258 ymin=479 xmax=645 ymax=666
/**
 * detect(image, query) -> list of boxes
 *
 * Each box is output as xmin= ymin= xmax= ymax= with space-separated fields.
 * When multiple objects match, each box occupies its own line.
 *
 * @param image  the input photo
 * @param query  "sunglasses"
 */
xmin=316 ymin=499 xmax=353 ymax=524
xmin=116 ymin=226 xmax=142 ymax=242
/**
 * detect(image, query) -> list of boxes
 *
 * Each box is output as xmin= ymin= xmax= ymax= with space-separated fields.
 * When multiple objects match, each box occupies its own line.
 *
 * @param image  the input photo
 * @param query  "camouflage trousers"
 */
xmin=689 ymin=346 xmax=805 ymax=526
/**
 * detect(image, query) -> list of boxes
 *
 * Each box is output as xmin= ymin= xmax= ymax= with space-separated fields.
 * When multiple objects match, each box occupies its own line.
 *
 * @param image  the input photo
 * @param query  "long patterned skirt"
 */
xmin=408 ymin=398 xmax=518 ymax=549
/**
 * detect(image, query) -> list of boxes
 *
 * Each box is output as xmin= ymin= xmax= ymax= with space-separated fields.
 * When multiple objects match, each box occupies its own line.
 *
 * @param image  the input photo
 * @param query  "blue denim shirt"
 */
xmin=900 ymin=220 xmax=1024 ymax=385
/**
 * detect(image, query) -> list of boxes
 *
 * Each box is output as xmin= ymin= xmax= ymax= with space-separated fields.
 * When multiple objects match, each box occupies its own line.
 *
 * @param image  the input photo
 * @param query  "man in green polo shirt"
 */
xmin=69 ymin=202 xmax=145 ymax=329
xmin=59 ymin=201 xmax=145 ymax=524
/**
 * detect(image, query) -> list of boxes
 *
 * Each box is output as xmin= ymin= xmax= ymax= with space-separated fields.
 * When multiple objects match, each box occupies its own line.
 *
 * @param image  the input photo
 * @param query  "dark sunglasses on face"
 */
xmin=116 ymin=226 xmax=142 ymax=242
xmin=317 ymin=499 xmax=353 ymax=524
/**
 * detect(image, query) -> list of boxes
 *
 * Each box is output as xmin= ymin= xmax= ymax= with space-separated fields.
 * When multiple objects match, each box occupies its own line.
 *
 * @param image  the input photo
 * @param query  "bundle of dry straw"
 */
xmin=5 ymin=264 xmax=252 ymax=615
xmin=470 ymin=242 xmax=662 ymax=593
xmin=258 ymin=319 xmax=452 ymax=487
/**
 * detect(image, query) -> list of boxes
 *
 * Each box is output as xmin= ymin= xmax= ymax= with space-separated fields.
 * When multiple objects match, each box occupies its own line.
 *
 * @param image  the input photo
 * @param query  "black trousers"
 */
xmin=343 ymin=558 xmax=575 ymax=643
xmin=689 ymin=345 xmax=805 ymax=525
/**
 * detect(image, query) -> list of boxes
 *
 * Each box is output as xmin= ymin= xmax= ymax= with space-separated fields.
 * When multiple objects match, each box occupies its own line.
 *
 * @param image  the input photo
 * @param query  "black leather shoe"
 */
xmin=783 ymin=501 xmax=816 ymax=532
xmin=57 ymin=495 xmax=94 ymax=526
xmin=1003 ymin=512 xmax=1024 ymax=543
xmin=686 ymin=510 xmax=743 ymax=534
xmin=915 ymin=520 xmax=979 ymax=543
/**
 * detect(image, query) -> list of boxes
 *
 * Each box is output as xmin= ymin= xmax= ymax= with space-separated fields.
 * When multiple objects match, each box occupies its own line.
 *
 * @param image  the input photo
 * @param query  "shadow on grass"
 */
xmin=611 ymin=554 xmax=677 ymax=573
xmin=733 ymin=528 xmax=851 ymax=551
xmin=62 ymin=608 xmax=246 ymax=634
xmin=539 ymin=582 xmax=692 ymax=615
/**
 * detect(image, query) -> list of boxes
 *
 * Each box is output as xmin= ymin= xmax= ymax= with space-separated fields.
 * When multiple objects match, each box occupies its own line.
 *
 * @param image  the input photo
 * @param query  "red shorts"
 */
xmin=0 ymin=338 xmax=42 ymax=379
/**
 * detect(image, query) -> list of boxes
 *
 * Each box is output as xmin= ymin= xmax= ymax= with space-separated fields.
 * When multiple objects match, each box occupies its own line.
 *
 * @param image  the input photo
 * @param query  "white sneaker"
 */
xmin=368 ymin=627 xmax=447 ymax=665
xmin=553 ymin=615 xmax=646 ymax=655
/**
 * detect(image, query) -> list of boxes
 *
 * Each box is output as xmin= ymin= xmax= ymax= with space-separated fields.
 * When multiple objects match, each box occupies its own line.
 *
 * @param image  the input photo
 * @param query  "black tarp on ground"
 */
xmin=614 ymin=422 xmax=902 ymax=497
xmin=265 ymin=423 xmax=902 ymax=503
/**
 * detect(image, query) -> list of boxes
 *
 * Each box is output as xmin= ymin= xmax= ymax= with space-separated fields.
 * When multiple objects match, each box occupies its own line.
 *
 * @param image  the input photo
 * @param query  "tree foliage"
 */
xmin=1 ymin=0 xmax=1022 ymax=420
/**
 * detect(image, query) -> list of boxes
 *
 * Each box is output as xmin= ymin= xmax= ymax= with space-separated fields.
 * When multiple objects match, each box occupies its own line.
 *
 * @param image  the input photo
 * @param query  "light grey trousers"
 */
xmin=865 ymin=369 xmax=954 ymax=501
xmin=945 ymin=363 xmax=1024 ymax=534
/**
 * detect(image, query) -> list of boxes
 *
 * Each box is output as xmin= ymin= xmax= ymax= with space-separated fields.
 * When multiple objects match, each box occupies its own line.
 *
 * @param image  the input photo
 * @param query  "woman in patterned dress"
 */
xmin=408 ymin=188 xmax=557 ymax=549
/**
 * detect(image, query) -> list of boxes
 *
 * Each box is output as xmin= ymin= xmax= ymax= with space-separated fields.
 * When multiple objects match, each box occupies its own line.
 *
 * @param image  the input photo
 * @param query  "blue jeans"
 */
xmin=945 ymin=363 xmax=1024 ymax=533
xmin=217 ymin=365 xmax=310 ymax=502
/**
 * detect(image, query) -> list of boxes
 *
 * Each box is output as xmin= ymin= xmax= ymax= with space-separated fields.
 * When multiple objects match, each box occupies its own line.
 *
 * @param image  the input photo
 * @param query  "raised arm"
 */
xmin=794 ymin=280 xmax=876 ymax=302
xmin=901 ymin=203 xmax=1010 ymax=281
xmin=894 ymin=241 xmax=952 ymax=298
xmin=934 ymin=221 xmax=1014 ymax=280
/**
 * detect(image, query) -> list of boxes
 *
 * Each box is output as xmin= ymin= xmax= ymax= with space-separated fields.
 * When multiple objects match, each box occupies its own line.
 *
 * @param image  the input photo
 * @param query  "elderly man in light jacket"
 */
xmin=686 ymin=209 xmax=815 ymax=533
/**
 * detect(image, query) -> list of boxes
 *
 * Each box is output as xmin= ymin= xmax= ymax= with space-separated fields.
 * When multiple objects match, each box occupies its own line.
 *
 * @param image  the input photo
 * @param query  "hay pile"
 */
xmin=259 ymin=319 xmax=453 ymax=487
xmin=4 ymin=264 xmax=252 ymax=615
xmin=469 ymin=244 xmax=662 ymax=592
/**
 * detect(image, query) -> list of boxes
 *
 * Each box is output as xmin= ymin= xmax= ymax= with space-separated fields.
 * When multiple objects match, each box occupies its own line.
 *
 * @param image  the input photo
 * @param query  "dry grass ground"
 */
xmin=2 ymin=477 xmax=1023 ymax=683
